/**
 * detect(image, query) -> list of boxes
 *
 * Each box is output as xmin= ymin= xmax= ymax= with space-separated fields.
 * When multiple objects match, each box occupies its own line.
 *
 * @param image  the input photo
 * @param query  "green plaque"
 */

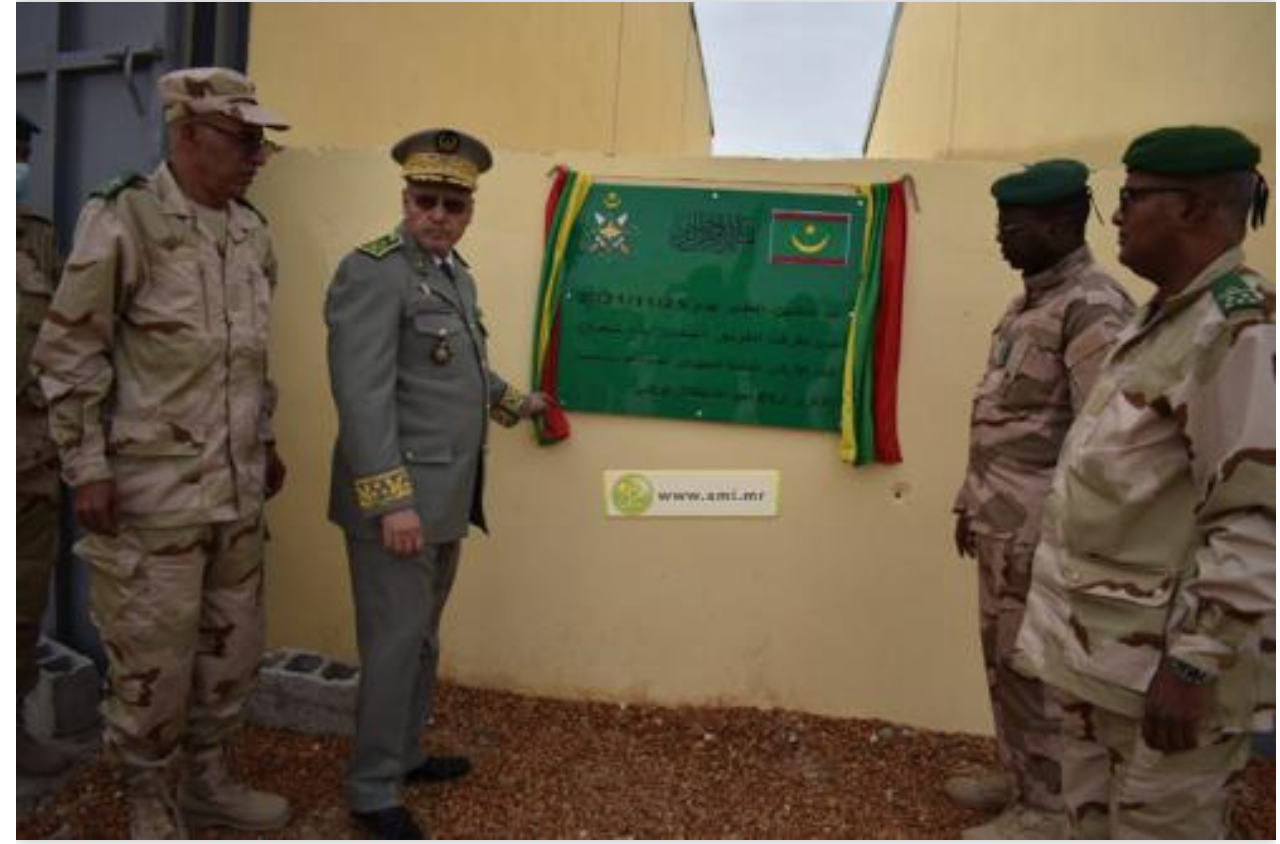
xmin=555 ymin=183 xmax=867 ymax=431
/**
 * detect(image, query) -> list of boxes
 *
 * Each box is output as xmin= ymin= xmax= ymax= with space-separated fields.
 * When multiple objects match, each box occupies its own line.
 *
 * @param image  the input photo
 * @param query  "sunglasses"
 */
xmin=407 ymin=192 xmax=471 ymax=215
xmin=193 ymin=120 xmax=282 ymax=158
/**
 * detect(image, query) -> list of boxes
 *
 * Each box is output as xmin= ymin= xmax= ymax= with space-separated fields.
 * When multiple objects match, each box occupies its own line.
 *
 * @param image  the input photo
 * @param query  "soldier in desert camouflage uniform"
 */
xmin=16 ymin=111 xmax=75 ymax=777
xmin=949 ymin=160 xmax=1134 ymax=838
xmin=31 ymin=68 xmax=291 ymax=838
xmin=1013 ymin=126 xmax=1275 ymax=838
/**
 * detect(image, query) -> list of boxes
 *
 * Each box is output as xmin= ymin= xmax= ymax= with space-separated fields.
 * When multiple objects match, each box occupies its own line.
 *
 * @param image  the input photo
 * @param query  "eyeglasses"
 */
xmin=1117 ymin=186 xmax=1192 ymax=210
xmin=193 ymin=120 xmax=282 ymax=158
xmin=407 ymin=192 xmax=471 ymax=215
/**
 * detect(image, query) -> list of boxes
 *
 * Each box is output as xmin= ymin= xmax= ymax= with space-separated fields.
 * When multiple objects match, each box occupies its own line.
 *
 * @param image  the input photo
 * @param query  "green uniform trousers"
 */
xmin=17 ymin=488 xmax=59 ymax=699
xmin=1060 ymin=692 xmax=1252 ymax=838
xmin=77 ymin=517 xmax=266 ymax=771
xmin=344 ymin=536 xmax=460 ymax=812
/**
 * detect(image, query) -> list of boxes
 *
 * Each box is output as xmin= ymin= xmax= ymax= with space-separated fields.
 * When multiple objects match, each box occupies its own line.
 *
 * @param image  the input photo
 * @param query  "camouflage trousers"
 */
xmin=76 ymin=516 xmax=266 ymax=771
xmin=975 ymin=534 xmax=1063 ymax=812
xmin=17 ymin=484 xmax=59 ymax=699
xmin=1060 ymin=692 xmax=1251 ymax=838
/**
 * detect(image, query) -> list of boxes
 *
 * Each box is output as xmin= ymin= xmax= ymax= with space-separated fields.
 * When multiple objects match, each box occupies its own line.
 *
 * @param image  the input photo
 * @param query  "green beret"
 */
xmin=1123 ymin=126 xmax=1261 ymax=175
xmin=991 ymin=159 xmax=1091 ymax=206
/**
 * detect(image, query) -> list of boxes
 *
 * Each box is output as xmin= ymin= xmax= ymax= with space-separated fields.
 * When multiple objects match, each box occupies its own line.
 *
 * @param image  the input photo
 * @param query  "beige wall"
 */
xmin=247 ymin=2 xmax=711 ymax=156
xmin=868 ymin=3 xmax=1276 ymax=172
xmin=251 ymin=148 xmax=1274 ymax=734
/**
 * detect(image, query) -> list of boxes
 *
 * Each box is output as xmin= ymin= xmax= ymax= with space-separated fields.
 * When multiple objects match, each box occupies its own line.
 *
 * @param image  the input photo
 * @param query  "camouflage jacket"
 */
xmin=325 ymin=228 xmax=525 ymax=543
xmin=31 ymin=163 xmax=279 ymax=528
xmin=17 ymin=204 xmax=60 ymax=495
xmin=1014 ymin=247 xmax=1275 ymax=729
xmin=954 ymin=246 xmax=1134 ymax=544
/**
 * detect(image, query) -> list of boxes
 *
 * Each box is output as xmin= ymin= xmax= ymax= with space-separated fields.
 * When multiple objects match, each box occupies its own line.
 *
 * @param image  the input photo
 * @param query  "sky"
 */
xmin=694 ymin=2 xmax=898 ymax=159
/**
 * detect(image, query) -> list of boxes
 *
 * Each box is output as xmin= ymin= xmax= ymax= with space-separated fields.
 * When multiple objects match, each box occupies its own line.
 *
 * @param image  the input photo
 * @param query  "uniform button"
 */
xmin=405 ymin=450 xmax=416 ymax=459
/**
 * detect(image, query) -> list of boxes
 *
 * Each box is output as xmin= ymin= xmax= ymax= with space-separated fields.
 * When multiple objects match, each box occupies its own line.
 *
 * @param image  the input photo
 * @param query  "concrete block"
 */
xmin=23 ymin=637 xmax=102 ymax=739
xmin=246 ymin=647 xmax=360 ymax=736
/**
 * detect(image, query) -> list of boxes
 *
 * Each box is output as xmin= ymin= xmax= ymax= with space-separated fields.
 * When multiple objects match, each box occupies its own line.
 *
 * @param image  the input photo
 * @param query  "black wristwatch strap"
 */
xmin=1165 ymin=656 xmax=1213 ymax=686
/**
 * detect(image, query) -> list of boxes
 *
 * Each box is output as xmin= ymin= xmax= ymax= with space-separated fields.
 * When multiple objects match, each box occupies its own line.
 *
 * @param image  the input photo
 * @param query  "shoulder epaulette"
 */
xmin=357 ymin=231 xmax=402 ymax=259
xmin=1211 ymin=272 xmax=1266 ymax=317
xmin=89 ymin=172 xmax=145 ymax=201
xmin=234 ymin=196 xmax=268 ymax=225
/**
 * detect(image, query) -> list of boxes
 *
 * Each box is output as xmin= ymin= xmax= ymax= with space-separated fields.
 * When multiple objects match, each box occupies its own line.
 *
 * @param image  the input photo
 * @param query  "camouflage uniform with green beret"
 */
xmin=950 ymin=160 xmax=1134 ymax=837
xmin=1014 ymin=127 xmax=1275 ymax=838
xmin=326 ymin=128 xmax=542 ymax=833
xmin=30 ymin=68 xmax=291 ymax=837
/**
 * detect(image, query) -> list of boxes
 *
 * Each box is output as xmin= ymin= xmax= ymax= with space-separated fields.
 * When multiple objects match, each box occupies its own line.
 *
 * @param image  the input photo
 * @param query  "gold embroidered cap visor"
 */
xmin=159 ymin=67 xmax=290 ymax=130
xmin=392 ymin=128 xmax=493 ymax=190
xmin=401 ymin=152 xmax=480 ymax=190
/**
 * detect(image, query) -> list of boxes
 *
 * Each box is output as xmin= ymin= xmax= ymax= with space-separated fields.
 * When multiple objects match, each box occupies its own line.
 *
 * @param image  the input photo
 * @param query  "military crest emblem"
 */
xmin=582 ymin=191 xmax=635 ymax=258
xmin=435 ymin=130 xmax=461 ymax=153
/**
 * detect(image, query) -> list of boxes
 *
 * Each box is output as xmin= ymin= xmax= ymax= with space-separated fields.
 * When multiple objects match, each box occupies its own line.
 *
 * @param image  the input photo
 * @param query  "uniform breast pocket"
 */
xmin=409 ymin=308 xmax=466 ymax=369
xmin=1000 ymin=338 xmax=1062 ymax=409
xmin=135 ymin=246 xmax=207 ymax=332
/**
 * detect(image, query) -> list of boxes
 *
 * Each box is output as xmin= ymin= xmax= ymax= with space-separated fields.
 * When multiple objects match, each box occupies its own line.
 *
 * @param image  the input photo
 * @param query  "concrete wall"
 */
xmin=868 ymin=3 xmax=1276 ymax=170
xmin=250 ymin=148 xmax=1274 ymax=735
xmin=246 ymin=2 xmax=711 ymax=156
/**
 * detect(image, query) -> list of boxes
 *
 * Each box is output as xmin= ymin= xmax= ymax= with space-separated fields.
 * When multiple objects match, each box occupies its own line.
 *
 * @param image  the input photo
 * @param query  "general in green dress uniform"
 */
xmin=324 ymin=127 xmax=546 ymax=840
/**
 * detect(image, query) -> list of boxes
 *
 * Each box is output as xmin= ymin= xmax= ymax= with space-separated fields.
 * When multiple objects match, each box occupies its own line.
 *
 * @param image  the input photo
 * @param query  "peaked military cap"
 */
xmin=991 ymin=159 xmax=1091 ymax=206
xmin=17 ymin=112 xmax=40 ymax=142
xmin=391 ymin=128 xmax=492 ymax=190
xmin=1123 ymin=125 xmax=1261 ymax=175
xmin=159 ymin=67 xmax=289 ymax=130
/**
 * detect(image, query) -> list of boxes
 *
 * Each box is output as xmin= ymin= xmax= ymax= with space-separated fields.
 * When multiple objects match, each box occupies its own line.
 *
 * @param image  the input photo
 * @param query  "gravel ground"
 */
xmin=17 ymin=682 xmax=1276 ymax=839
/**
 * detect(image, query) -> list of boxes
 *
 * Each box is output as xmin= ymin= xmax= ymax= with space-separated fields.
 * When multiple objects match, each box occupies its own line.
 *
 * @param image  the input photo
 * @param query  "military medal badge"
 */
xmin=432 ymin=328 xmax=453 ymax=365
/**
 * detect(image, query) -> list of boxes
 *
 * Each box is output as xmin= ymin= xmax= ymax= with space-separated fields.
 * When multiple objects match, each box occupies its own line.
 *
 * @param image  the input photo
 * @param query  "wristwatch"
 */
xmin=1165 ymin=656 xmax=1213 ymax=686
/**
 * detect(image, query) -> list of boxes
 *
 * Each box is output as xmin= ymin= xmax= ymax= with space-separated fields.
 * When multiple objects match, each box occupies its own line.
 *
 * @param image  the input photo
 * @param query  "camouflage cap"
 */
xmin=159 ymin=67 xmax=289 ymax=130
xmin=391 ymin=128 xmax=492 ymax=190
xmin=1123 ymin=125 xmax=1261 ymax=175
xmin=991 ymin=159 xmax=1091 ymax=206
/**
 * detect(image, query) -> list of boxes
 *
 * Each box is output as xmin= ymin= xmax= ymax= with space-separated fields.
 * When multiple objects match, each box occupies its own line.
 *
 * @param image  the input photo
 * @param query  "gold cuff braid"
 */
xmin=490 ymin=386 xmax=526 ymax=428
xmin=355 ymin=466 xmax=414 ymax=512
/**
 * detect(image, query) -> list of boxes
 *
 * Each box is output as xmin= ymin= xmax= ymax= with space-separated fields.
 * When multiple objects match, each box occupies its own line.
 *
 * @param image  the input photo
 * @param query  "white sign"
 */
xmin=603 ymin=470 xmax=780 ymax=518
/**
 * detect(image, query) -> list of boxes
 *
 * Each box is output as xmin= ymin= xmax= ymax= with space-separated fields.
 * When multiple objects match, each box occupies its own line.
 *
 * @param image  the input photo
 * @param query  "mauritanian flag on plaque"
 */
xmin=767 ymin=209 xmax=853 ymax=266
